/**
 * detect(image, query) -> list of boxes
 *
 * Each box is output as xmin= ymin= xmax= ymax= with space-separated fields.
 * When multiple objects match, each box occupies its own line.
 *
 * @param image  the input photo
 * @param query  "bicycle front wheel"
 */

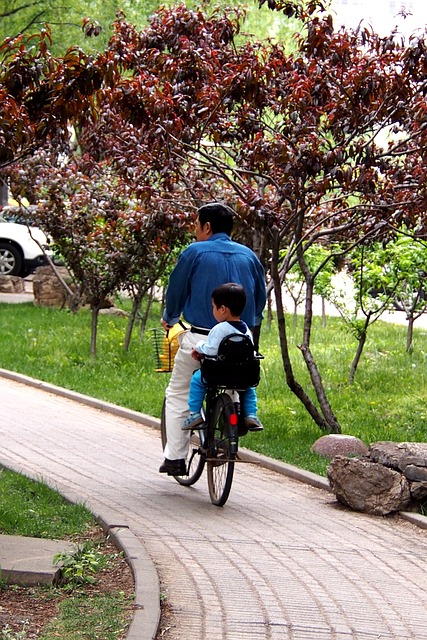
xmin=207 ymin=393 xmax=236 ymax=506
xmin=160 ymin=399 xmax=205 ymax=486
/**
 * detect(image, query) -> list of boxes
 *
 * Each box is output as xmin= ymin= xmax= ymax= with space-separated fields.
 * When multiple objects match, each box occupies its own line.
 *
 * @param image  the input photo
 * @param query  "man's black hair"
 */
xmin=212 ymin=283 xmax=246 ymax=317
xmin=197 ymin=202 xmax=234 ymax=235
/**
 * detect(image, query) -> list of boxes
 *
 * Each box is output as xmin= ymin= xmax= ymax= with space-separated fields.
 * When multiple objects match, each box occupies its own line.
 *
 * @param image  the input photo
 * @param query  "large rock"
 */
xmin=369 ymin=441 xmax=427 ymax=471
xmin=410 ymin=481 xmax=427 ymax=501
xmin=327 ymin=441 xmax=427 ymax=515
xmin=311 ymin=434 xmax=368 ymax=459
xmin=327 ymin=456 xmax=412 ymax=515
xmin=32 ymin=266 xmax=74 ymax=307
xmin=0 ymin=275 xmax=25 ymax=293
xmin=403 ymin=464 xmax=427 ymax=482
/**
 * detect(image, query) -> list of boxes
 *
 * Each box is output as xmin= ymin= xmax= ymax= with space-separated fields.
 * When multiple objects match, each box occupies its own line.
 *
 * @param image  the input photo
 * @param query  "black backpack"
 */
xmin=200 ymin=333 xmax=262 ymax=389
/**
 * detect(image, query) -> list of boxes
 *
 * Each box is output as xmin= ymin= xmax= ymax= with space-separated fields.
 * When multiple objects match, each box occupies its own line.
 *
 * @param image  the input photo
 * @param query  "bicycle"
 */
xmin=159 ymin=332 xmax=263 ymax=507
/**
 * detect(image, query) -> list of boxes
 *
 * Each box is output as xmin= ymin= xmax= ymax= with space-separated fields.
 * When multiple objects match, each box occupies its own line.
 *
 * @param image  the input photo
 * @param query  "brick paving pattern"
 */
xmin=1 ymin=376 xmax=427 ymax=639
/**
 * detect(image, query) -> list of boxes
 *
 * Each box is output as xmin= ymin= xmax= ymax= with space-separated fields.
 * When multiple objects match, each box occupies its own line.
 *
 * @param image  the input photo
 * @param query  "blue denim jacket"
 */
xmin=163 ymin=233 xmax=266 ymax=329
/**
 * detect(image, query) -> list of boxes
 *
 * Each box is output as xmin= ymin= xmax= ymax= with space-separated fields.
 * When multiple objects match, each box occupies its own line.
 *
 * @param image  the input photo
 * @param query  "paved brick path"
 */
xmin=1 ymin=375 xmax=427 ymax=639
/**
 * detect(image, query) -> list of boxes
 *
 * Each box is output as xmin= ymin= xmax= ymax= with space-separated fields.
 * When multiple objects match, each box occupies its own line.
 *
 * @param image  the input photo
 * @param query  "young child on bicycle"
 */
xmin=182 ymin=282 xmax=263 ymax=432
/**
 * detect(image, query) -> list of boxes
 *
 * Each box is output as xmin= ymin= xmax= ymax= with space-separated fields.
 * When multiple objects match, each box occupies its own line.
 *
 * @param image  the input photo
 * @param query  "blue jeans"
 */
xmin=188 ymin=369 xmax=258 ymax=416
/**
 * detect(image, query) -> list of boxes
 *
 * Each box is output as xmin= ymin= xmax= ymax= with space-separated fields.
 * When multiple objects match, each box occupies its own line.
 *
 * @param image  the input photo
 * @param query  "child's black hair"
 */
xmin=212 ymin=283 xmax=246 ymax=317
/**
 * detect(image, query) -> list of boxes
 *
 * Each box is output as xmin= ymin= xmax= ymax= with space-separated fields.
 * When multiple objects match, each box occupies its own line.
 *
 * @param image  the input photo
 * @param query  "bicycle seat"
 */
xmin=217 ymin=333 xmax=255 ymax=362
xmin=201 ymin=333 xmax=262 ymax=389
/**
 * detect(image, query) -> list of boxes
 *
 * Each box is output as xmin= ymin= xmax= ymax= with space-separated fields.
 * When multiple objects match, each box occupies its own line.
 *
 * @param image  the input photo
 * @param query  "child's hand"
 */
xmin=191 ymin=348 xmax=203 ymax=361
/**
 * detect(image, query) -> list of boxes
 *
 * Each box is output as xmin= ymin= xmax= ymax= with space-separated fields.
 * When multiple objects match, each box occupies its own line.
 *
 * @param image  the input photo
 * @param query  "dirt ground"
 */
xmin=0 ymin=528 xmax=135 ymax=639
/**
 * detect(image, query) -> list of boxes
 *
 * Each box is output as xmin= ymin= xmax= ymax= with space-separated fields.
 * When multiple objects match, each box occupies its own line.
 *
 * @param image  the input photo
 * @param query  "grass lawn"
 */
xmin=0 ymin=298 xmax=426 ymax=476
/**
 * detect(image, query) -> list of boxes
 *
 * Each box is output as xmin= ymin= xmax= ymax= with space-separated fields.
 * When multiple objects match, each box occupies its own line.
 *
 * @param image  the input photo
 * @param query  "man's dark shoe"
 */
xmin=159 ymin=458 xmax=186 ymax=476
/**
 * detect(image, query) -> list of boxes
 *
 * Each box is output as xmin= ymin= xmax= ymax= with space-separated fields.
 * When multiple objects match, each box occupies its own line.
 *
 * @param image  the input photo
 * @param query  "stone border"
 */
xmin=0 ymin=368 xmax=159 ymax=430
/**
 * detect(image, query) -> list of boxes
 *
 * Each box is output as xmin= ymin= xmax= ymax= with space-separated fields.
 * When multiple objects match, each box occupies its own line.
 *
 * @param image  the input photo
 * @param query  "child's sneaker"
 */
xmin=245 ymin=415 xmax=264 ymax=432
xmin=182 ymin=411 xmax=206 ymax=431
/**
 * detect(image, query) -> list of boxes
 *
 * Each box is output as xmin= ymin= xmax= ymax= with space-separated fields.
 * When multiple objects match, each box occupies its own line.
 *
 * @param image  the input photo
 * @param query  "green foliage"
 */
xmin=349 ymin=244 xmax=397 ymax=313
xmin=54 ymin=543 xmax=107 ymax=586
xmin=0 ymin=468 xmax=95 ymax=538
xmin=385 ymin=233 xmax=427 ymax=315
xmin=1 ymin=624 xmax=29 ymax=640
xmin=326 ymin=235 xmax=427 ymax=356
xmin=206 ymin=0 xmax=302 ymax=49
xmin=0 ymin=0 xmax=300 ymax=58
xmin=327 ymin=233 xmax=427 ymax=327
xmin=282 ymin=243 xmax=338 ymax=307
xmin=0 ymin=0 xmax=119 ymax=56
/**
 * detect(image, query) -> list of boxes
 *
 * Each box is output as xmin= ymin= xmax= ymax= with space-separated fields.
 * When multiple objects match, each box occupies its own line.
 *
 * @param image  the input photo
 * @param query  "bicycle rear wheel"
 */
xmin=207 ymin=393 xmax=236 ymax=506
xmin=160 ymin=399 xmax=205 ymax=486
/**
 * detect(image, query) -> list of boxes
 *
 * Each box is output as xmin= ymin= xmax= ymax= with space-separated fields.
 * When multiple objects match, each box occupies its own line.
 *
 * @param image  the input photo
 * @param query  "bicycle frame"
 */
xmin=204 ymin=385 xmax=241 ymax=457
xmin=158 ymin=329 xmax=263 ymax=506
xmin=160 ymin=367 xmax=262 ymax=506
xmin=185 ymin=386 xmax=241 ymax=467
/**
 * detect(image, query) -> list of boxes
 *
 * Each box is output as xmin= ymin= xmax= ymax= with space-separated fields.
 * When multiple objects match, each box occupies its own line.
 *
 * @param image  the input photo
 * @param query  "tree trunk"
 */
xmin=293 ymin=300 xmax=298 ymax=331
xmin=299 ymin=277 xmax=341 ymax=433
xmin=90 ymin=304 xmax=101 ymax=358
xmin=267 ymin=289 xmax=273 ymax=329
xmin=270 ymin=236 xmax=336 ymax=432
xmin=298 ymin=343 xmax=341 ymax=433
xmin=406 ymin=316 xmax=414 ymax=353
xmin=123 ymin=296 xmax=141 ymax=352
xmin=123 ymin=282 xmax=147 ymax=351
xmin=348 ymin=316 xmax=370 ymax=384
xmin=321 ymin=297 xmax=327 ymax=328
xmin=139 ymin=285 xmax=155 ymax=340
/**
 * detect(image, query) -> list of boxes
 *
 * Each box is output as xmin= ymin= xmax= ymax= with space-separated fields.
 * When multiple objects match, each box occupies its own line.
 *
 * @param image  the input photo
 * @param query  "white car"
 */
xmin=0 ymin=209 xmax=51 ymax=277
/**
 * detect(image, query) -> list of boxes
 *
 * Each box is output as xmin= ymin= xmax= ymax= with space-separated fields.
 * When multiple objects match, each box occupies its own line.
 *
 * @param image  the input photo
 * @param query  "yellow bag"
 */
xmin=152 ymin=322 xmax=188 ymax=372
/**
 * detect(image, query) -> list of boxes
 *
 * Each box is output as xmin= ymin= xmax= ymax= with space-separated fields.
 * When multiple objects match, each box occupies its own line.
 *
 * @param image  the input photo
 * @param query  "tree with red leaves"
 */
xmin=7 ymin=137 xmax=194 ymax=356
xmin=102 ymin=4 xmax=427 ymax=432
xmin=4 ymin=3 xmax=427 ymax=428
xmin=109 ymin=4 xmax=427 ymax=432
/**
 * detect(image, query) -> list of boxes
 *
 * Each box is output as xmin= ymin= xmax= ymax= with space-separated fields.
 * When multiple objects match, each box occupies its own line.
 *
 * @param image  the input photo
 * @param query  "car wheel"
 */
xmin=0 ymin=243 xmax=23 ymax=276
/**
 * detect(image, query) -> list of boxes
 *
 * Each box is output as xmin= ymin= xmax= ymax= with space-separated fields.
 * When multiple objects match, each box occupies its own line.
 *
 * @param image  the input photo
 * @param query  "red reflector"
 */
xmin=229 ymin=413 xmax=238 ymax=426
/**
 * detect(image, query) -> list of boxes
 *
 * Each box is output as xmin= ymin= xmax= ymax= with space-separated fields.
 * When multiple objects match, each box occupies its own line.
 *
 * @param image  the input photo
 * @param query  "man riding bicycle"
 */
xmin=159 ymin=202 xmax=267 ymax=476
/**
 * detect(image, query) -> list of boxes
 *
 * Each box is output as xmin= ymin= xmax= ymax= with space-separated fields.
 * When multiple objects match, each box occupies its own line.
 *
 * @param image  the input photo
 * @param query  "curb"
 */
xmin=1 ymin=367 xmax=426 ymax=639
xmin=0 ymin=368 xmax=160 ymax=430
xmin=237 ymin=447 xmax=331 ymax=491
xmin=102 ymin=524 xmax=160 ymax=640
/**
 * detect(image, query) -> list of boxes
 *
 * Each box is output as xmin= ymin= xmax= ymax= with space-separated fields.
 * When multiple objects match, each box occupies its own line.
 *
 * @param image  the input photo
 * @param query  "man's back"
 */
xmin=165 ymin=233 xmax=265 ymax=329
